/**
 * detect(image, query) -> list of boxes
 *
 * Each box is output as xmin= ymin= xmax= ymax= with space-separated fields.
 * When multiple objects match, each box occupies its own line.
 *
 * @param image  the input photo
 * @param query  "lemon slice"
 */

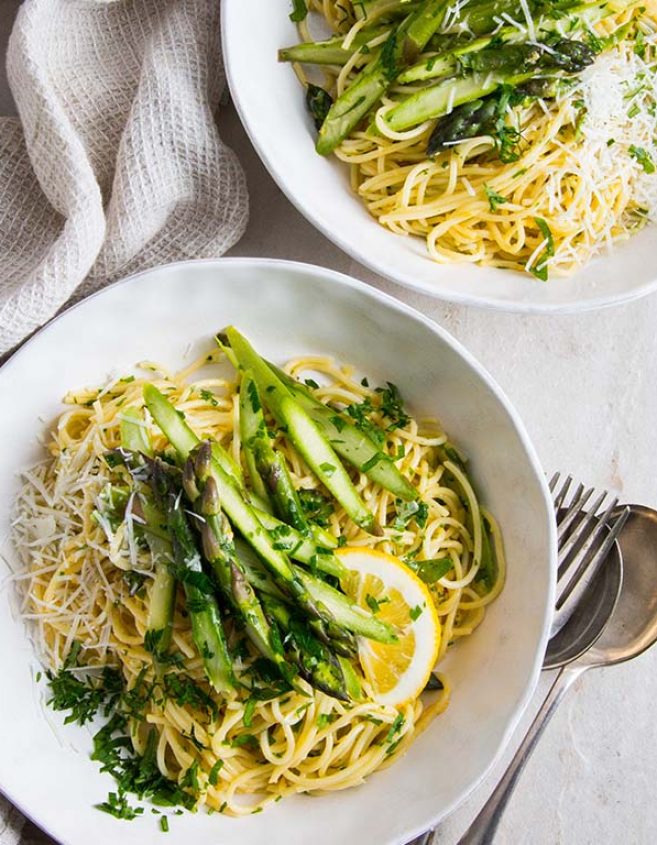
xmin=338 ymin=547 xmax=441 ymax=707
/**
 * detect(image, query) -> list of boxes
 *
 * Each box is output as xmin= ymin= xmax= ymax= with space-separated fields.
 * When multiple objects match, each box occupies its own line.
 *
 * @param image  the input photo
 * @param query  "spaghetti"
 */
xmin=13 ymin=346 xmax=504 ymax=816
xmin=291 ymin=0 xmax=657 ymax=279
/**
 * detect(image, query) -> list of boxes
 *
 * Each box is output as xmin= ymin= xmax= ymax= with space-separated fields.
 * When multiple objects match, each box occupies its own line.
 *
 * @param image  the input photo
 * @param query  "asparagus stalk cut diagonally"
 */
xmin=278 ymin=26 xmax=390 ymax=65
xmin=144 ymin=384 xmax=354 ymax=649
xmin=240 ymin=370 xmax=312 ymax=536
xmin=167 ymin=491 xmax=236 ymax=695
xmin=234 ymin=533 xmax=397 ymax=645
xmin=218 ymin=332 xmax=416 ymax=501
xmin=270 ymin=364 xmax=418 ymax=502
xmin=354 ymin=0 xmax=420 ymax=21
xmin=183 ymin=442 xmax=296 ymax=684
xmin=315 ymin=0 xmax=451 ymax=154
xmin=119 ymin=411 xmax=175 ymax=660
xmin=398 ymin=0 xmax=615 ymax=83
xmin=260 ymin=594 xmax=349 ymax=701
xmin=224 ymin=328 xmax=382 ymax=536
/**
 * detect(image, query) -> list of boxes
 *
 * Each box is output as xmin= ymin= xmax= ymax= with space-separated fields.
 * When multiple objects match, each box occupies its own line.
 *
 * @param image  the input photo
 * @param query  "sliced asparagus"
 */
xmin=385 ymin=71 xmax=534 ymax=132
xmin=279 ymin=26 xmax=389 ymax=65
xmin=218 ymin=332 xmax=416 ymax=502
xmin=119 ymin=412 xmax=174 ymax=660
xmin=183 ymin=442 xmax=296 ymax=683
xmin=167 ymin=492 xmax=235 ymax=695
xmin=144 ymin=384 xmax=352 ymax=647
xmin=270 ymin=364 xmax=417 ymax=501
xmin=225 ymin=328 xmax=381 ymax=536
xmin=235 ymin=535 xmax=397 ymax=645
xmin=260 ymin=594 xmax=349 ymax=701
xmin=316 ymin=0 xmax=450 ymax=154
xmin=354 ymin=0 xmax=421 ymax=21
xmin=240 ymin=371 xmax=311 ymax=536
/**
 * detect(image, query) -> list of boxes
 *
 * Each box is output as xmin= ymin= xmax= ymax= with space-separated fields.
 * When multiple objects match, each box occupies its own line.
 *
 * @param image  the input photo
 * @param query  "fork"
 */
xmin=407 ymin=474 xmax=630 ymax=845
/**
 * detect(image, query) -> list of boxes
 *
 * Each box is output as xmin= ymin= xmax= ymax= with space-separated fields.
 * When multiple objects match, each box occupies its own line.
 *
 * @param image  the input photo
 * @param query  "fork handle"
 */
xmin=407 ymin=666 xmax=585 ymax=845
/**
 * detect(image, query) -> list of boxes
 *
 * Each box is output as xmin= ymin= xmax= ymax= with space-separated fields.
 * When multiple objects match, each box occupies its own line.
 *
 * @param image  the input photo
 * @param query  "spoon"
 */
xmin=458 ymin=504 xmax=657 ymax=844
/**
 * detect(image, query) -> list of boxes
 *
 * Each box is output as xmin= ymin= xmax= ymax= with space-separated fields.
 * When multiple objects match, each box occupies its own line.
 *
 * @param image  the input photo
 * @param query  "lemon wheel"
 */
xmin=338 ymin=547 xmax=441 ymax=707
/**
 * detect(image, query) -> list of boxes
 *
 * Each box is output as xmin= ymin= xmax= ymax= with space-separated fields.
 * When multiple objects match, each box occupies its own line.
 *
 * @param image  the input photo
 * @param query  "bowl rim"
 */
xmin=220 ymin=1 xmax=657 ymax=315
xmin=0 ymin=257 xmax=557 ymax=841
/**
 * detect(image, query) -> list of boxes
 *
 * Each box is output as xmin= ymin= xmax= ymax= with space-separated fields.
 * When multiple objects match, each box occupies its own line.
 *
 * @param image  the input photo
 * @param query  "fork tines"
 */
xmin=549 ymin=472 xmax=630 ymax=618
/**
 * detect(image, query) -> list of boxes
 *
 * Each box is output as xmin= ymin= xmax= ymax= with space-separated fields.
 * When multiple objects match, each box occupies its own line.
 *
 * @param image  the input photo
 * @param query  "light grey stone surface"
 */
xmin=2 ymin=3 xmax=656 ymax=842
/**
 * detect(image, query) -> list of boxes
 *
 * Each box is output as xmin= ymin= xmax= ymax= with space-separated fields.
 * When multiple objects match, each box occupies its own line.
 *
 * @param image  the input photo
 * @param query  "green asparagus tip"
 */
xmin=200 ymin=476 xmax=221 ymax=518
xmin=182 ymin=459 xmax=200 ymax=502
xmin=194 ymin=440 xmax=213 ymax=482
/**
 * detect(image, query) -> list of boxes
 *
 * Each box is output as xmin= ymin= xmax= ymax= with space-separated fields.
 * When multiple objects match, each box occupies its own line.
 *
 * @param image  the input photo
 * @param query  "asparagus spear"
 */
xmin=234 ymin=535 xmax=397 ymax=645
xmin=269 ymin=364 xmax=417 ymax=502
xmin=225 ymin=328 xmax=381 ymax=536
xmin=144 ymin=384 xmax=351 ymax=648
xmin=119 ymin=412 xmax=175 ymax=660
xmin=316 ymin=0 xmax=451 ymax=154
xmin=138 ymin=381 xmax=342 ymax=573
xmin=166 ymin=491 xmax=236 ymax=695
xmin=386 ymin=39 xmax=594 ymax=131
xmin=120 ymin=407 xmax=154 ymax=456
xmin=217 ymin=332 xmax=416 ymax=502
xmin=260 ymin=594 xmax=349 ymax=701
xmin=240 ymin=371 xmax=311 ymax=536
xmin=183 ymin=442 xmax=296 ymax=683
xmin=279 ymin=26 xmax=390 ymax=65
xmin=354 ymin=0 xmax=421 ymax=22
xmin=399 ymin=0 xmax=613 ymax=83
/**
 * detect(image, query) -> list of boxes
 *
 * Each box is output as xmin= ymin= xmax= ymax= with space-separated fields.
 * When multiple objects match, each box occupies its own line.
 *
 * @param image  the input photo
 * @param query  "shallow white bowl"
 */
xmin=222 ymin=1 xmax=657 ymax=313
xmin=0 ymin=259 xmax=555 ymax=845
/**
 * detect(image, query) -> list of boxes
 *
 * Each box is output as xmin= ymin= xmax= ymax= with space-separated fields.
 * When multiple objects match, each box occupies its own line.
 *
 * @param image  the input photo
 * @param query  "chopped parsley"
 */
xmin=200 ymin=389 xmax=218 ymax=407
xmin=298 ymin=488 xmax=334 ymax=526
xmin=530 ymin=217 xmax=555 ymax=281
xmin=629 ymin=145 xmax=655 ymax=174
xmin=393 ymin=499 xmax=428 ymax=532
xmin=289 ymin=0 xmax=308 ymax=22
xmin=208 ymin=760 xmax=224 ymax=786
xmin=484 ymin=184 xmax=508 ymax=212
xmin=409 ymin=604 xmax=424 ymax=621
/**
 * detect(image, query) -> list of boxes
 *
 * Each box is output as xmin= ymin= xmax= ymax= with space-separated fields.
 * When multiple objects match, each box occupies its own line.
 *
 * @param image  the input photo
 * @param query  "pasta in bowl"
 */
xmin=223 ymin=1 xmax=657 ymax=311
xmin=0 ymin=259 xmax=554 ymax=844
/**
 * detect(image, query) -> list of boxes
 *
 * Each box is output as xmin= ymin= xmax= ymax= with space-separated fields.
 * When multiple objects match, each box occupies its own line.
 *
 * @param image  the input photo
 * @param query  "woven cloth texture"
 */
xmin=0 ymin=0 xmax=248 ymax=356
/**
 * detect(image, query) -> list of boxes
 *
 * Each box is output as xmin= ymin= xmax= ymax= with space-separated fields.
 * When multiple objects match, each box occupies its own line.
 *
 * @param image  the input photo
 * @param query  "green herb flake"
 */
xmin=317 ymin=713 xmax=337 ymax=728
xmin=409 ymin=604 xmax=424 ymax=621
xmin=319 ymin=462 xmax=336 ymax=476
xmin=629 ymin=145 xmax=655 ymax=174
xmin=289 ymin=0 xmax=308 ymax=23
xmin=208 ymin=760 xmax=224 ymax=786
xmin=361 ymin=451 xmax=387 ymax=473
xmin=365 ymin=593 xmax=381 ymax=614
xmin=243 ymin=698 xmax=257 ymax=728
xmin=386 ymin=713 xmax=405 ymax=743
xmin=484 ymin=184 xmax=508 ymax=212
xmin=160 ymin=816 xmax=170 ymax=833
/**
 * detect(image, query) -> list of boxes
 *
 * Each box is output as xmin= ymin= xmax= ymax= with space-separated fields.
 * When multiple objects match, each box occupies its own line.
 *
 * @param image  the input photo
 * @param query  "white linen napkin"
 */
xmin=0 ymin=0 xmax=249 ymax=358
xmin=0 ymin=796 xmax=23 ymax=845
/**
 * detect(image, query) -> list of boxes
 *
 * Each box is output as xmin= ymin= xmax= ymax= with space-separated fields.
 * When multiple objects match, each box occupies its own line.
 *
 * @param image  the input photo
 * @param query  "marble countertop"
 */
xmin=2 ymin=3 xmax=656 ymax=843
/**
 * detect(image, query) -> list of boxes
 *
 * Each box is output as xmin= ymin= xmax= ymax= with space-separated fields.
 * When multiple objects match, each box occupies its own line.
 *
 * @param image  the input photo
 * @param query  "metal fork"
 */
xmin=408 ymin=474 xmax=630 ymax=845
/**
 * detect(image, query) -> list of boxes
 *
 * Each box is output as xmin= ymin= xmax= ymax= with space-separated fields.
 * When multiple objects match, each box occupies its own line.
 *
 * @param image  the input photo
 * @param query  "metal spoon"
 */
xmin=458 ymin=504 xmax=657 ymax=844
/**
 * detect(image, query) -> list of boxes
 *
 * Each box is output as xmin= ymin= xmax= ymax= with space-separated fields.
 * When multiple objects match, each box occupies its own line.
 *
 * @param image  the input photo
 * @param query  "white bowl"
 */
xmin=222 ymin=1 xmax=657 ymax=314
xmin=0 ymin=259 xmax=556 ymax=845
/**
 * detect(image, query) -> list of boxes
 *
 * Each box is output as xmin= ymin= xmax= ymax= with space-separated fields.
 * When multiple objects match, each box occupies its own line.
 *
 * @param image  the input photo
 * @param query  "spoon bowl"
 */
xmin=585 ymin=504 xmax=657 ymax=667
